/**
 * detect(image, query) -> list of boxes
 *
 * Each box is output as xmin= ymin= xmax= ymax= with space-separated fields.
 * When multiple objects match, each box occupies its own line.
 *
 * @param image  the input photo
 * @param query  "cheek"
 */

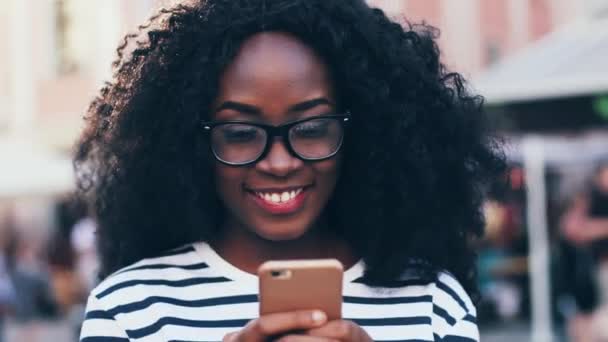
xmin=313 ymin=156 xmax=341 ymax=186
xmin=214 ymin=164 xmax=246 ymax=200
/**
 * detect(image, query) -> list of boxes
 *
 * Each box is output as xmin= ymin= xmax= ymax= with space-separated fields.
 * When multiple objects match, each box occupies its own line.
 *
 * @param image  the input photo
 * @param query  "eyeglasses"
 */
xmin=201 ymin=113 xmax=350 ymax=166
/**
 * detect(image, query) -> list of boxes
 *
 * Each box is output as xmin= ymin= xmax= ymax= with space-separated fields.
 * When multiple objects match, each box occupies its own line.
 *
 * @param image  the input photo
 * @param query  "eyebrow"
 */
xmin=214 ymin=98 xmax=334 ymax=115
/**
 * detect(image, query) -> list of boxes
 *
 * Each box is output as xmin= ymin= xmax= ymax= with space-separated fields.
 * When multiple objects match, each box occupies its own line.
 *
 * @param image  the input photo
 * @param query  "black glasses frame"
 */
xmin=201 ymin=113 xmax=351 ymax=166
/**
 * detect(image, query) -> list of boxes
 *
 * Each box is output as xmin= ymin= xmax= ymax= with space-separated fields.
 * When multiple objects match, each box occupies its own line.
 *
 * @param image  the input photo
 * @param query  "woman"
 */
xmin=76 ymin=1 xmax=504 ymax=341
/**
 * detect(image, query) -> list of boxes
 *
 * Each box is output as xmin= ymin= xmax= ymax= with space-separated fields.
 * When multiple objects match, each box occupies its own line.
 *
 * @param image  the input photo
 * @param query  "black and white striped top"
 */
xmin=79 ymin=242 xmax=479 ymax=341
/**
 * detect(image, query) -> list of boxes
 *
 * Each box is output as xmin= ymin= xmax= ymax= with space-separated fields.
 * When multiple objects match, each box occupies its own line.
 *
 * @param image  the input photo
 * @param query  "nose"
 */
xmin=255 ymin=137 xmax=303 ymax=177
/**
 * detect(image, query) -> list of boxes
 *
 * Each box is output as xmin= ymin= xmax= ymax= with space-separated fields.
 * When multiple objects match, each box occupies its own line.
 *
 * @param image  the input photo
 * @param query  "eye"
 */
xmin=220 ymin=125 xmax=261 ymax=143
xmin=291 ymin=119 xmax=331 ymax=139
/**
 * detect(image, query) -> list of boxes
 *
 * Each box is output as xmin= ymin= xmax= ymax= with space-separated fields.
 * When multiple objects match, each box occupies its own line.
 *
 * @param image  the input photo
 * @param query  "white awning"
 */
xmin=504 ymin=131 xmax=608 ymax=166
xmin=473 ymin=18 xmax=608 ymax=104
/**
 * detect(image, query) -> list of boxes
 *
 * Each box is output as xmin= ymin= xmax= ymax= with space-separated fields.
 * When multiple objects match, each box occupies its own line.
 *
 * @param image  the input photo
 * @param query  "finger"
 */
xmin=306 ymin=320 xmax=356 ymax=340
xmin=240 ymin=310 xmax=327 ymax=340
xmin=276 ymin=334 xmax=340 ymax=342
xmin=222 ymin=331 xmax=238 ymax=342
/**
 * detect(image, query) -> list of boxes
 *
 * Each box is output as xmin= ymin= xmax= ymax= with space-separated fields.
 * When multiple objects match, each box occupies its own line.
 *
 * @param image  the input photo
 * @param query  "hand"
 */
xmin=562 ymin=217 xmax=605 ymax=245
xmin=563 ymin=219 xmax=592 ymax=245
xmin=277 ymin=320 xmax=373 ymax=342
xmin=562 ymin=209 xmax=598 ymax=245
xmin=223 ymin=310 xmax=328 ymax=342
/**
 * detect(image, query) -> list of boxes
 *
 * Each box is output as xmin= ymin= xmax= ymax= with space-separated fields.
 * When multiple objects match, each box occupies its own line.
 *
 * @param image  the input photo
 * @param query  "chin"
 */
xmin=254 ymin=223 xmax=310 ymax=242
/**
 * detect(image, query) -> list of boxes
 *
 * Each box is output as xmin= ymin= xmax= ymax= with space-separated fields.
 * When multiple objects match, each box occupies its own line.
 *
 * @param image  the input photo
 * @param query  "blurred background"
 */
xmin=0 ymin=0 xmax=607 ymax=341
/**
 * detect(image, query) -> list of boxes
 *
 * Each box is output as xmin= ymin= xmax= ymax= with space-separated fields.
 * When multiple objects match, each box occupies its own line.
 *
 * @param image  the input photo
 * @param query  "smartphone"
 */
xmin=258 ymin=259 xmax=343 ymax=320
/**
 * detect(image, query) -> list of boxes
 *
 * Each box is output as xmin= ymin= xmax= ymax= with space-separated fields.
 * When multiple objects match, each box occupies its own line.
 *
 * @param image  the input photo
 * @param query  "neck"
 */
xmin=210 ymin=218 xmax=357 ymax=275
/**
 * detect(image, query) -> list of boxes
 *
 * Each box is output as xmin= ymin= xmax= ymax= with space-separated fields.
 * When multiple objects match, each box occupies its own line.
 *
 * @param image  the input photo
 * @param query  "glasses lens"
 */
xmin=289 ymin=118 xmax=344 ymax=159
xmin=211 ymin=124 xmax=267 ymax=164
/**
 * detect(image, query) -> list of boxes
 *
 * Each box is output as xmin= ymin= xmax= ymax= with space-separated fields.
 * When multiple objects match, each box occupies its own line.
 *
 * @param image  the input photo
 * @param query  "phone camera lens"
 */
xmin=270 ymin=269 xmax=292 ymax=279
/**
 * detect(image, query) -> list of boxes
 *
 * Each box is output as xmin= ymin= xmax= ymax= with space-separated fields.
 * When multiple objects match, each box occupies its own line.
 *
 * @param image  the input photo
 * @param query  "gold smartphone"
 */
xmin=258 ymin=259 xmax=343 ymax=320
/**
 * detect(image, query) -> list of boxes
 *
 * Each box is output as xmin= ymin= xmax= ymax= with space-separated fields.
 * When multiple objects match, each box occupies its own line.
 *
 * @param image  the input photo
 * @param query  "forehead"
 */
xmin=215 ymin=32 xmax=334 ymax=120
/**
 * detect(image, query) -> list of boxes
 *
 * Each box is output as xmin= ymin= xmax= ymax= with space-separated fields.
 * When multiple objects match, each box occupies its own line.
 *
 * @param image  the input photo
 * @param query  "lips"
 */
xmin=245 ymin=185 xmax=311 ymax=215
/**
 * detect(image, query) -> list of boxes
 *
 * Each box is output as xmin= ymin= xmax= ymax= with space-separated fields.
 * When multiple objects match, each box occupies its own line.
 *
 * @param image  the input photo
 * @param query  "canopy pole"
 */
xmin=522 ymin=136 xmax=553 ymax=342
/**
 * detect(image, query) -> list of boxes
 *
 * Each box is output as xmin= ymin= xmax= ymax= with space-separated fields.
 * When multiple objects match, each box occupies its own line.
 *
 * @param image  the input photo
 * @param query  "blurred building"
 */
xmin=366 ymin=0 xmax=608 ymax=195
xmin=0 ymin=0 xmax=168 ymax=198
xmin=368 ymin=0 xmax=608 ymax=77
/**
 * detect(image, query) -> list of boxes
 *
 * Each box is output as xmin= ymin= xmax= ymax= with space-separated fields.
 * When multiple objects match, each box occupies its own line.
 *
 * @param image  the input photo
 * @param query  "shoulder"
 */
xmin=432 ymin=271 xmax=476 ymax=317
xmin=430 ymin=271 xmax=478 ymax=340
xmin=80 ymin=245 xmax=205 ymax=340
xmin=348 ymin=265 xmax=476 ymax=318
xmin=88 ymin=243 xmax=210 ymax=304
xmin=347 ymin=267 xmax=478 ymax=340
xmin=80 ymin=243 xmax=251 ymax=340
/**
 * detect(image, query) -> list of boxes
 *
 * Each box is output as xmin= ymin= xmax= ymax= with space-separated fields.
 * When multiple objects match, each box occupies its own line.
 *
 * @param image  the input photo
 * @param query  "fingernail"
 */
xmin=312 ymin=310 xmax=326 ymax=324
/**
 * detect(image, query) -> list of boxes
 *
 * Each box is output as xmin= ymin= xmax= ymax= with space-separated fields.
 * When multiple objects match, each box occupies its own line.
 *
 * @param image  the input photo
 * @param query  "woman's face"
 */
xmin=211 ymin=32 xmax=341 ymax=241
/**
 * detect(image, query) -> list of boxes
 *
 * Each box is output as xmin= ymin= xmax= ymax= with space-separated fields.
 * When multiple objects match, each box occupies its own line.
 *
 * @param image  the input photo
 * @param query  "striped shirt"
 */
xmin=79 ymin=242 xmax=479 ymax=341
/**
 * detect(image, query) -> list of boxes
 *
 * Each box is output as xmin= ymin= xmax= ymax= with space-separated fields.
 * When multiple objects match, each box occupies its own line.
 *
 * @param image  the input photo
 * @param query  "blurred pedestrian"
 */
xmin=4 ymin=228 xmax=59 ymax=342
xmin=47 ymin=197 xmax=95 ymax=340
xmin=0 ymin=253 xmax=15 ymax=342
xmin=561 ymin=160 xmax=608 ymax=341
xmin=0 ymin=213 xmax=17 ymax=342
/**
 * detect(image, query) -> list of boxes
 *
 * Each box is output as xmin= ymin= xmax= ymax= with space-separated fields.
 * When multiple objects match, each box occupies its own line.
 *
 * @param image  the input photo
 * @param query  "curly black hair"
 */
xmin=74 ymin=0 xmax=505 ymax=300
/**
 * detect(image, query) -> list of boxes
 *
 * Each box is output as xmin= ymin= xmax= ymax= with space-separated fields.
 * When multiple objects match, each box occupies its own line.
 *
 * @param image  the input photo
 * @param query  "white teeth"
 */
xmin=281 ymin=192 xmax=290 ymax=202
xmin=255 ymin=188 xmax=304 ymax=204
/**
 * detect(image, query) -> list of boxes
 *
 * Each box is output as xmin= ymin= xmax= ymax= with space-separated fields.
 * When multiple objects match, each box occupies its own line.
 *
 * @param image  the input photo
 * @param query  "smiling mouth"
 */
xmin=245 ymin=185 xmax=311 ymax=215
xmin=252 ymin=188 xmax=304 ymax=204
